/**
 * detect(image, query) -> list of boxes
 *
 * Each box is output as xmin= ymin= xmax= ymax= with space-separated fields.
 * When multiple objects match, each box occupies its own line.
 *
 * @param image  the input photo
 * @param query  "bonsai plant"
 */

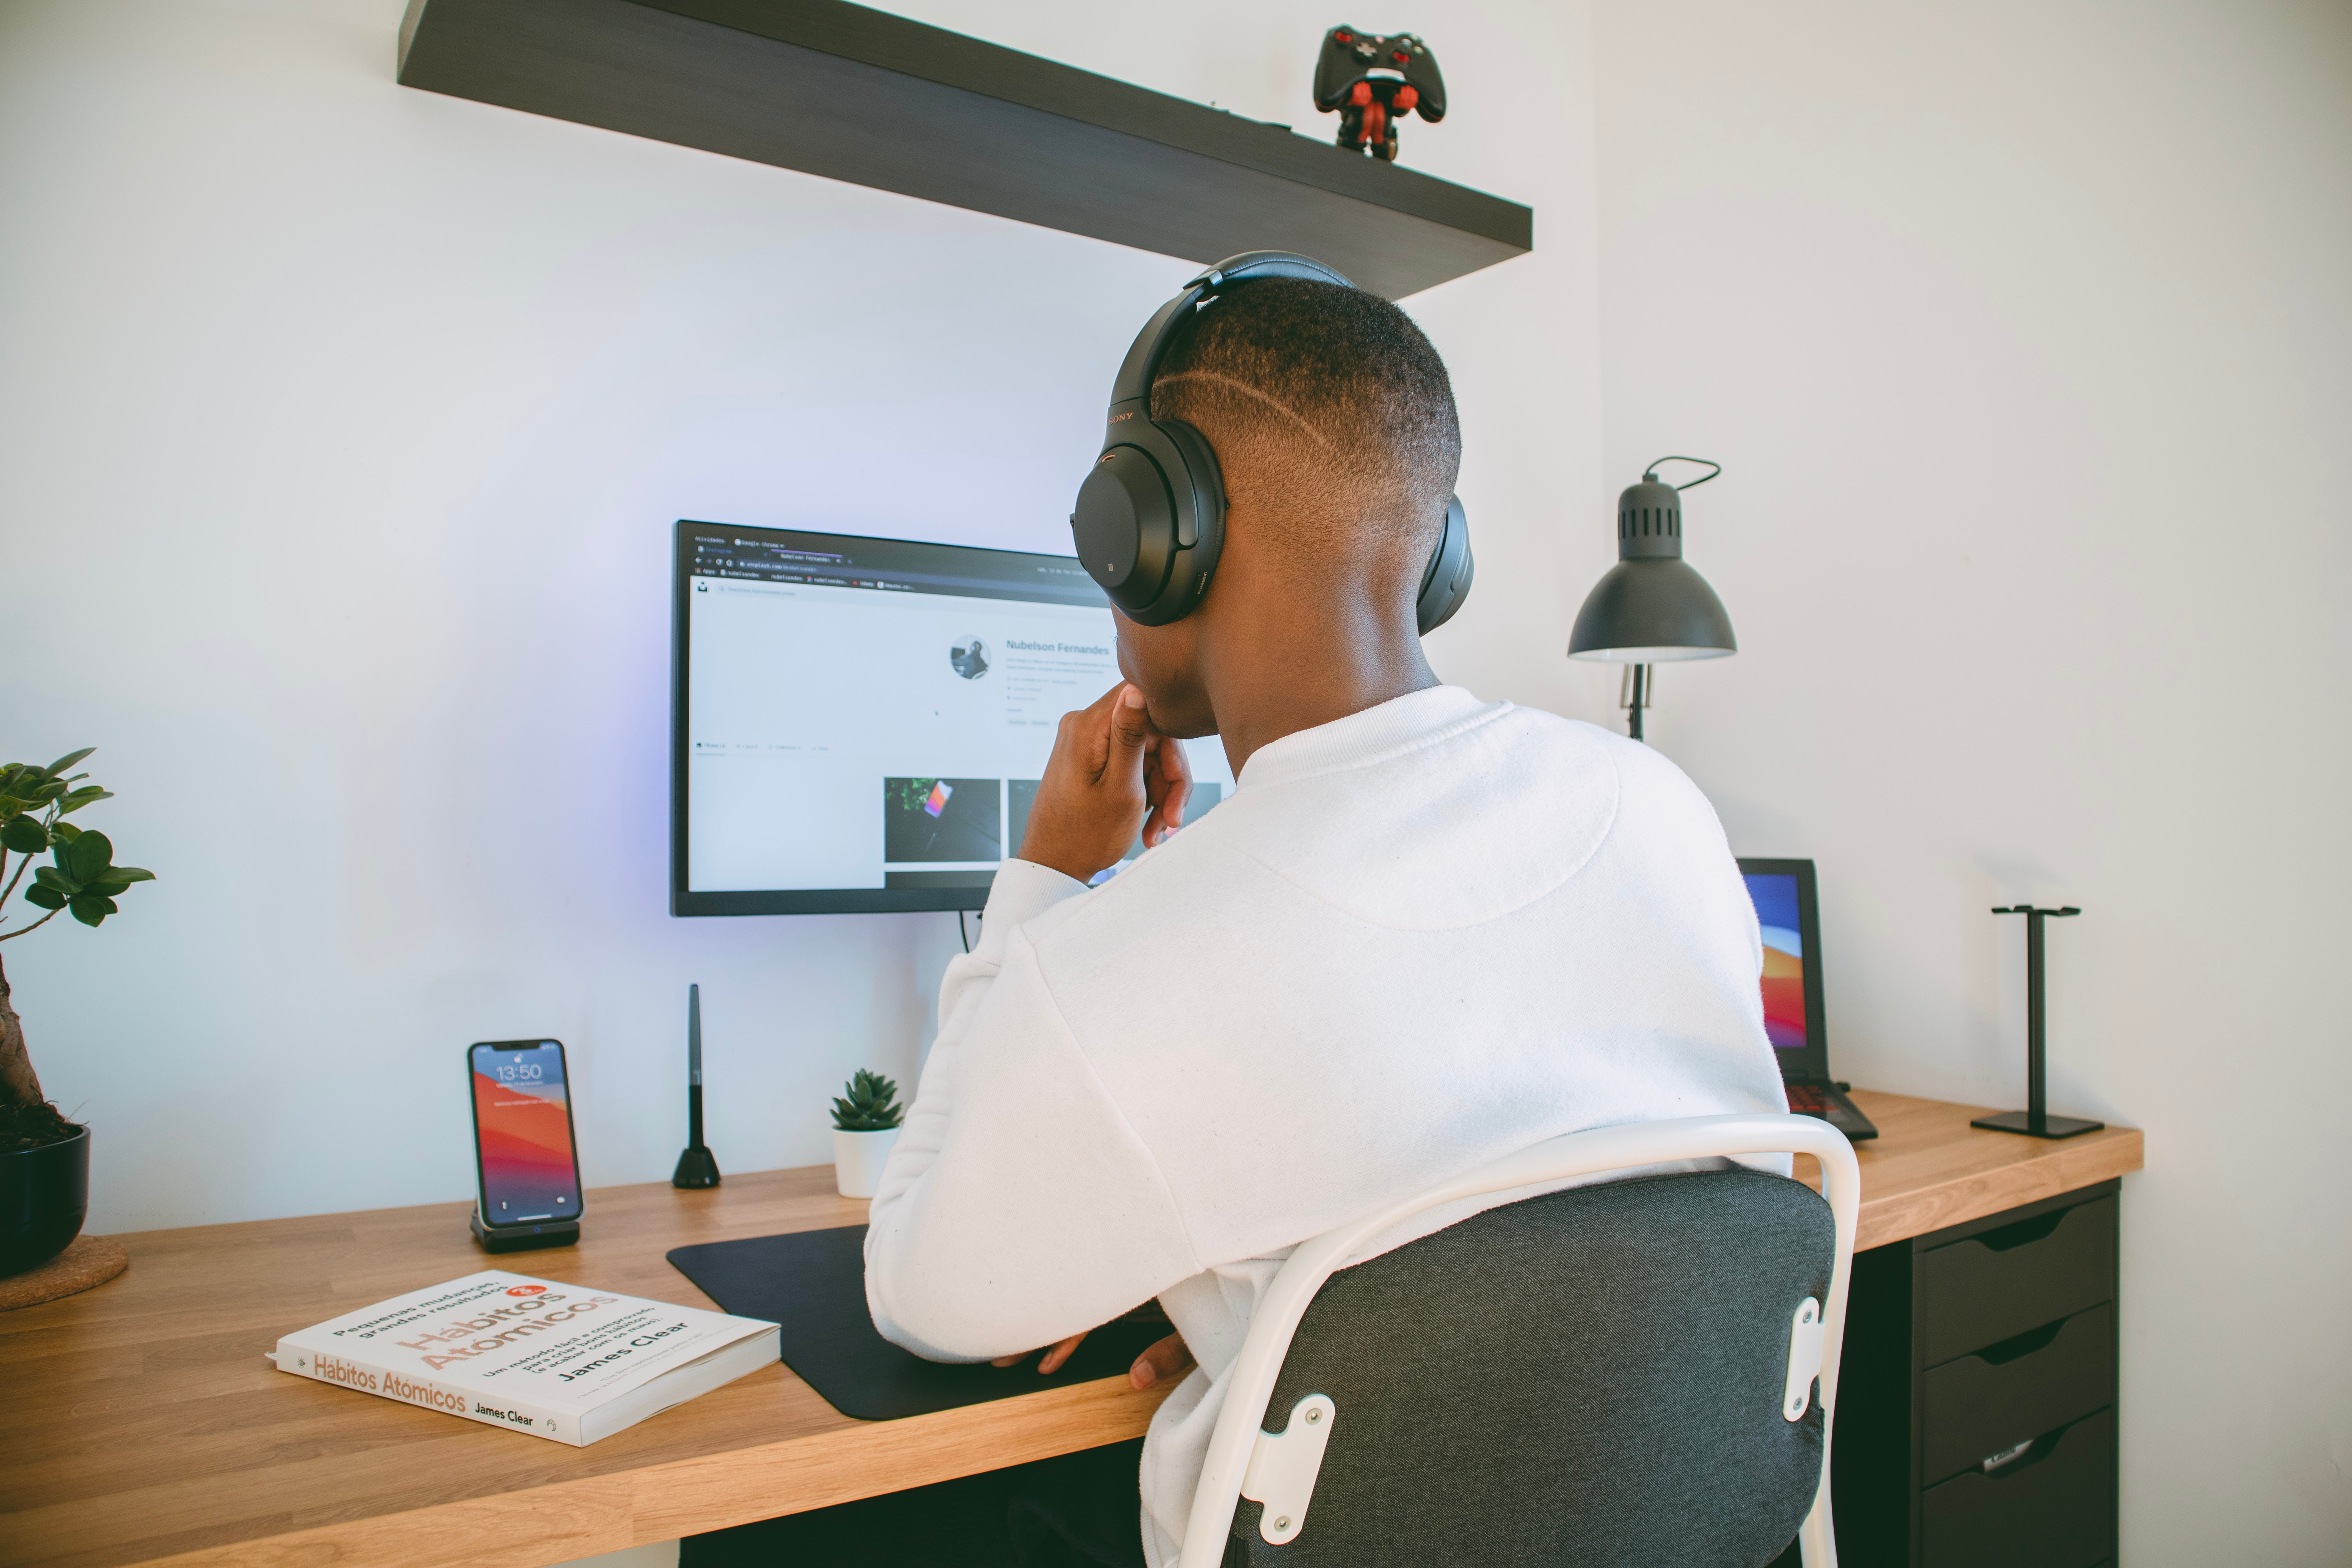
xmin=0 ymin=749 xmax=154 ymax=1274
xmin=829 ymin=1068 xmax=904 ymax=1200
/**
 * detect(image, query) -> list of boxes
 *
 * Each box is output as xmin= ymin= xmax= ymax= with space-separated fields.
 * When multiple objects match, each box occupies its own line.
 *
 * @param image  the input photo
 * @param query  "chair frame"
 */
xmin=1173 ymin=1112 xmax=1863 ymax=1568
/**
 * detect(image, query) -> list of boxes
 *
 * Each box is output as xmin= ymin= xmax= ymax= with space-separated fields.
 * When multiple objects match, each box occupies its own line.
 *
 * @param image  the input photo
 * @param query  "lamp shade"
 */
xmin=1567 ymin=477 xmax=1736 ymax=662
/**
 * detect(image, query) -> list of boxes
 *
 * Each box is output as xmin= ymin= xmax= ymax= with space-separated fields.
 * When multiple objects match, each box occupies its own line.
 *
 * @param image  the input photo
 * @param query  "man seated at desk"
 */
xmin=689 ymin=278 xmax=1788 ymax=1566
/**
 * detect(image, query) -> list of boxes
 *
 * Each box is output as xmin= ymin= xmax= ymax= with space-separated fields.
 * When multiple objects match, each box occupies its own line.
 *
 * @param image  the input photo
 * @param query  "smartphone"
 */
xmin=467 ymin=1039 xmax=583 ymax=1229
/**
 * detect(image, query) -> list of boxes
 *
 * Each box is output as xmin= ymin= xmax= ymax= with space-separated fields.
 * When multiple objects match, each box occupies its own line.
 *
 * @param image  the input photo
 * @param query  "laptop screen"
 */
xmin=1746 ymin=871 xmax=1808 ymax=1052
xmin=1738 ymin=858 xmax=1828 ymax=1080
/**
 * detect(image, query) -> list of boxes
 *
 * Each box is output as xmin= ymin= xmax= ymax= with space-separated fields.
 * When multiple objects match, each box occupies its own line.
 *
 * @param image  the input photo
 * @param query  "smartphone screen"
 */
xmin=468 ymin=1040 xmax=582 ymax=1226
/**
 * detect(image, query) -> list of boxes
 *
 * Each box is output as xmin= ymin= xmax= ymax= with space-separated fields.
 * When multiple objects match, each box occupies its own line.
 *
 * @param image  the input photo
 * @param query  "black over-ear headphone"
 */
xmin=1070 ymin=251 xmax=1473 ymax=633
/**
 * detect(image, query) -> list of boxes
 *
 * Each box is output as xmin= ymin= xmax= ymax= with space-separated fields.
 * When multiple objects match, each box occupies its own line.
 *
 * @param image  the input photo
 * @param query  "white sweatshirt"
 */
xmin=864 ymin=686 xmax=1788 ymax=1566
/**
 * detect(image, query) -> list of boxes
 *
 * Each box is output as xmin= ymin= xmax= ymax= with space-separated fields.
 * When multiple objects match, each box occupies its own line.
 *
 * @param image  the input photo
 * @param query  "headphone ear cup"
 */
xmin=1074 ymin=446 xmax=1178 ymax=614
xmin=1072 ymin=421 xmax=1225 ymax=625
xmin=1416 ymin=494 xmax=1474 ymax=635
xmin=1148 ymin=418 xmax=1226 ymax=622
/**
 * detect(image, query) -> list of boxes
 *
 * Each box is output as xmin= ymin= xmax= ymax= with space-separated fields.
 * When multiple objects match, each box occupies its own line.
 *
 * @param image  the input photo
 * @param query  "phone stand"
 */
xmin=470 ymin=1209 xmax=580 ymax=1253
xmin=1972 ymin=905 xmax=2105 ymax=1140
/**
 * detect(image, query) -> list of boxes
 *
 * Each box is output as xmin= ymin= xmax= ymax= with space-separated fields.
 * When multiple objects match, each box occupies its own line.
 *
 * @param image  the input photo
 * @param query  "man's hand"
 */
xmin=985 ymin=1327 xmax=1195 ymax=1390
xmin=1128 ymin=1330 xmax=1194 ymax=1390
xmin=992 ymin=1331 xmax=1091 ymax=1376
xmin=1016 ymin=683 xmax=1192 ymax=884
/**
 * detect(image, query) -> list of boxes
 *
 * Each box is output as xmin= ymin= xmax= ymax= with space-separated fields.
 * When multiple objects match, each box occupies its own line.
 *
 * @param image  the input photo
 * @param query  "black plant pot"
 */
xmin=2 ymin=1123 xmax=89 ymax=1276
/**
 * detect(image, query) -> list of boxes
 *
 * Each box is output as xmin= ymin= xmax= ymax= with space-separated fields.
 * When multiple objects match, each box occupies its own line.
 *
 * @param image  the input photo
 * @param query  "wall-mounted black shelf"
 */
xmin=396 ymin=0 xmax=1532 ymax=299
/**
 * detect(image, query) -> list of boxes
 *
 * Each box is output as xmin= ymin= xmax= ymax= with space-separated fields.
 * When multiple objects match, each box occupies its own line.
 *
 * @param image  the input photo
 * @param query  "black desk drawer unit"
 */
xmin=1923 ymin=1303 xmax=2114 ymax=1485
xmin=1919 ymin=1197 xmax=2114 ymax=1365
xmin=1827 ymin=1181 xmax=2120 ymax=1567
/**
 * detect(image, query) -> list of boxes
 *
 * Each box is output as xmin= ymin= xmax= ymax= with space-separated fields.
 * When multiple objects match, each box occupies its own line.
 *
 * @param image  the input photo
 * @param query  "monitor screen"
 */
xmin=671 ymin=521 xmax=1235 ymax=915
xmin=1743 ymin=871 xmax=1808 ymax=1052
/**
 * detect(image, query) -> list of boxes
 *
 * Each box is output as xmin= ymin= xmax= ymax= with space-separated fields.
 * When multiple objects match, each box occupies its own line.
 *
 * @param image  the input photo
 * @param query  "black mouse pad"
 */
xmin=667 ymin=1224 xmax=1169 ymax=1421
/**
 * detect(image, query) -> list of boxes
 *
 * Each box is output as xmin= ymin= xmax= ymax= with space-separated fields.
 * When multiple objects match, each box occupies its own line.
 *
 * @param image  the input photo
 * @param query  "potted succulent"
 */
xmin=1 ymin=750 xmax=154 ymax=1276
xmin=830 ymin=1069 xmax=905 ymax=1199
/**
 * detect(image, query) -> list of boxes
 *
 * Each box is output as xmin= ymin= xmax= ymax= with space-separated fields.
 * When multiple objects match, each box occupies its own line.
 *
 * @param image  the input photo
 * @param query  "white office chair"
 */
xmin=1175 ymin=1113 xmax=1862 ymax=1568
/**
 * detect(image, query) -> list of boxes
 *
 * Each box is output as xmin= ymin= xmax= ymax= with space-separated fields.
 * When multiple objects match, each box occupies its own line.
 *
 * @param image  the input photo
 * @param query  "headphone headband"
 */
xmin=1107 ymin=252 xmax=1357 ymax=410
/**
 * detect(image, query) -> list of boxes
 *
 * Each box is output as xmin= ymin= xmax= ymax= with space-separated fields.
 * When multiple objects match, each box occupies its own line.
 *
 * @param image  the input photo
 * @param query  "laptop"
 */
xmin=1738 ymin=858 xmax=1879 ymax=1142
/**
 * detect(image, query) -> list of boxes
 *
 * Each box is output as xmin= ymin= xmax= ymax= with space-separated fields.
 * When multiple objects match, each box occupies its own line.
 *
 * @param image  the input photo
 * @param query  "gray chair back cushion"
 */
xmin=1225 ymin=1168 xmax=1833 ymax=1568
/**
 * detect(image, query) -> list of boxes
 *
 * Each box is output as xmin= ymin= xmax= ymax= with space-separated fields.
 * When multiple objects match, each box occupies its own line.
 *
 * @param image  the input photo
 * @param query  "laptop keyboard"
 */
xmin=1784 ymin=1083 xmax=1833 ymax=1116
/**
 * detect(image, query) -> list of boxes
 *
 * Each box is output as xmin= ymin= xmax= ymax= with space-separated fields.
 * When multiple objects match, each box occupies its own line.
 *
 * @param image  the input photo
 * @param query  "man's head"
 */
xmin=1117 ymin=278 xmax=1461 ymax=743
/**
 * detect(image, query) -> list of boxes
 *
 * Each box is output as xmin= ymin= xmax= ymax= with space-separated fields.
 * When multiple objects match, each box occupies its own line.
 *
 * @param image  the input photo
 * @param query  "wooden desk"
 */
xmin=1 ymin=1091 xmax=2140 ymax=1568
xmin=1804 ymin=1089 xmax=2141 ymax=1252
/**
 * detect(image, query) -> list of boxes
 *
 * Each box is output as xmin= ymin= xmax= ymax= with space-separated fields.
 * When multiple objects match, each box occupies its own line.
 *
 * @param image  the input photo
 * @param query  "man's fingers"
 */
xmin=1103 ymin=684 xmax=1154 ymax=777
xmin=1142 ymin=734 xmax=1193 ymax=847
xmin=992 ymin=1328 xmax=1092 ymax=1374
xmin=1061 ymin=689 xmax=1116 ymax=784
xmin=1037 ymin=1330 xmax=1089 ymax=1375
xmin=1129 ymin=1330 xmax=1195 ymax=1390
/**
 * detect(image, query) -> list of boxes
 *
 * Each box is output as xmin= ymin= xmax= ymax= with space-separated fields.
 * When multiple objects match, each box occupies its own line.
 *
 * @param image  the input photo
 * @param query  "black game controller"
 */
xmin=1313 ymin=26 xmax=1446 ymax=161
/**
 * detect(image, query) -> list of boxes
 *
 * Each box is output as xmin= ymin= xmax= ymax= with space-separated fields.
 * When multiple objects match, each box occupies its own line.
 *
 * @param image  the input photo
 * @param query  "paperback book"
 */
xmin=268 ymin=1268 xmax=779 ymax=1446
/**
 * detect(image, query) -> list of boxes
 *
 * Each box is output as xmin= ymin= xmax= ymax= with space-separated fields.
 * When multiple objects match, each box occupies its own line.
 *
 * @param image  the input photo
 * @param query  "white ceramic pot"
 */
xmin=832 ymin=1127 xmax=900 ymax=1199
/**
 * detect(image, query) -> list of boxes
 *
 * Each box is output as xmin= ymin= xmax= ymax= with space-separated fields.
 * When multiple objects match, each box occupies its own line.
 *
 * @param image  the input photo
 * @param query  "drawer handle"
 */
xmin=1975 ymin=1315 xmax=2068 ymax=1366
xmin=1974 ymin=1207 xmax=2069 ymax=1252
xmin=1980 ymin=1438 xmax=2034 ymax=1474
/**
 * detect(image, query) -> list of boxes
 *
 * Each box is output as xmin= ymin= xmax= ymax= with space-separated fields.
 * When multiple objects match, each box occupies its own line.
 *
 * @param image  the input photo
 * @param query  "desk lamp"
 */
xmin=1567 ymin=457 xmax=1736 ymax=741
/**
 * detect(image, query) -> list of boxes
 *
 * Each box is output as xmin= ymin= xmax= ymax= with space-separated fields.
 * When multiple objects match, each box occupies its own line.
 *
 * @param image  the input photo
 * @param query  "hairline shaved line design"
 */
xmin=1151 ymin=368 xmax=1337 ymax=452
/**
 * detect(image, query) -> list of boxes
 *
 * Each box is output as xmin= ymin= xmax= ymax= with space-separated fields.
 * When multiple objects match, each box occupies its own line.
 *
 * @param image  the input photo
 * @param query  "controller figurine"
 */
xmin=1313 ymin=26 xmax=1446 ymax=161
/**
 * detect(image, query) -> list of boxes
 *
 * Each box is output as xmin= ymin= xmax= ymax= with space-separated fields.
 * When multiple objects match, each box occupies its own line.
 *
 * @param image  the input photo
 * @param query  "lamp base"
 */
xmin=1969 ymin=1110 xmax=2105 ymax=1140
xmin=671 ymin=1144 xmax=722 ymax=1188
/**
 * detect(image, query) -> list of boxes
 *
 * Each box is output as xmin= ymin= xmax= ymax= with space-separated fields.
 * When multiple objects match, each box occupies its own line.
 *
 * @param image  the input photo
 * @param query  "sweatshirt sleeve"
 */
xmin=864 ymin=860 xmax=1203 ymax=1362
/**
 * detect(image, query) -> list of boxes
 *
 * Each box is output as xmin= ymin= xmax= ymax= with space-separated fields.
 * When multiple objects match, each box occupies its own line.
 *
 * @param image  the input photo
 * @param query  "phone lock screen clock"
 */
xmin=468 ymin=1040 xmax=581 ymax=1226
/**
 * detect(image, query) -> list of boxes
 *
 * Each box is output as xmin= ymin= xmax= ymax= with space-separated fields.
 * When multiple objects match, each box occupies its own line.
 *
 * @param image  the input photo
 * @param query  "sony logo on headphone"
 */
xmin=1107 ymin=411 xmax=1135 ymax=423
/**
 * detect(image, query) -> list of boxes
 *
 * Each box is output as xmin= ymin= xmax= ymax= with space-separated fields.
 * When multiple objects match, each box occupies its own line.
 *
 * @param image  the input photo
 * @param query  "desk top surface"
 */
xmin=0 ymin=1090 xmax=2141 ymax=1568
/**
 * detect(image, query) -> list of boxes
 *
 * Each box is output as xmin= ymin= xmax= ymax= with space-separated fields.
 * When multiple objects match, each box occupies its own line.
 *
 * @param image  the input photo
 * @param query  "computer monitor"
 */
xmin=671 ymin=521 xmax=1236 ymax=916
xmin=1736 ymin=857 xmax=1829 ymax=1079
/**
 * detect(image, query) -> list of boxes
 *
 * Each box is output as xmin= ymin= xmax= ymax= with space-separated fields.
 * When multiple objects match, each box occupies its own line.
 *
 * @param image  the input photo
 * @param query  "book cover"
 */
xmin=269 ymin=1269 xmax=779 ymax=1445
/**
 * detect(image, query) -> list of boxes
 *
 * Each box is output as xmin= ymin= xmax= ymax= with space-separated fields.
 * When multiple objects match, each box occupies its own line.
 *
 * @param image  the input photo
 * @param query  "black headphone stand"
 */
xmin=1971 ymin=906 xmax=2105 ymax=1139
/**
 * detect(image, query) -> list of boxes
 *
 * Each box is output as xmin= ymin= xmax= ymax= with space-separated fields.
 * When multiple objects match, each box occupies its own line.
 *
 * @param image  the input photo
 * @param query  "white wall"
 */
xmin=1589 ymin=0 xmax=2352 ymax=1560
xmin=9 ymin=1 xmax=2344 ymax=1559
xmin=0 ymin=0 xmax=1605 ymax=1232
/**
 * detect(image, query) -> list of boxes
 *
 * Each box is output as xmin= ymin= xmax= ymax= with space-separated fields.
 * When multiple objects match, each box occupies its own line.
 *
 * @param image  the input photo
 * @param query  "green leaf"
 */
xmin=45 ymin=748 xmax=96 ymax=775
xmin=68 ymin=893 xmax=116 ymax=927
xmin=31 ymin=866 xmax=76 ymax=894
xmin=0 ymin=817 xmax=47 ymax=854
xmin=29 ymin=780 xmax=65 ymax=805
xmin=49 ymin=821 xmax=80 ymax=844
xmin=22 ymin=884 xmax=65 ymax=911
xmin=56 ymin=786 xmax=112 ymax=815
xmin=95 ymin=866 xmax=155 ymax=887
xmin=0 ymin=766 xmax=40 ymax=814
xmin=63 ymin=831 xmax=114 ymax=882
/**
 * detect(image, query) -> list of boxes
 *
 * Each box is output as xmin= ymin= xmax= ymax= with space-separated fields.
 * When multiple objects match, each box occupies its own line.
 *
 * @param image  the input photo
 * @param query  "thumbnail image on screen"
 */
xmin=1743 ymin=872 xmax=1807 ymax=1052
xmin=470 ymin=1044 xmax=578 ymax=1224
xmin=884 ymin=776 xmax=1002 ymax=863
xmin=676 ymin=522 xmax=1240 ymax=913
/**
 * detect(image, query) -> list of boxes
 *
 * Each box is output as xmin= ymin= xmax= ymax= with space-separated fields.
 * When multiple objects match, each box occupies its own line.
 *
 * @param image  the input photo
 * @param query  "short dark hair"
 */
xmin=1152 ymin=278 xmax=1460 ymax=582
